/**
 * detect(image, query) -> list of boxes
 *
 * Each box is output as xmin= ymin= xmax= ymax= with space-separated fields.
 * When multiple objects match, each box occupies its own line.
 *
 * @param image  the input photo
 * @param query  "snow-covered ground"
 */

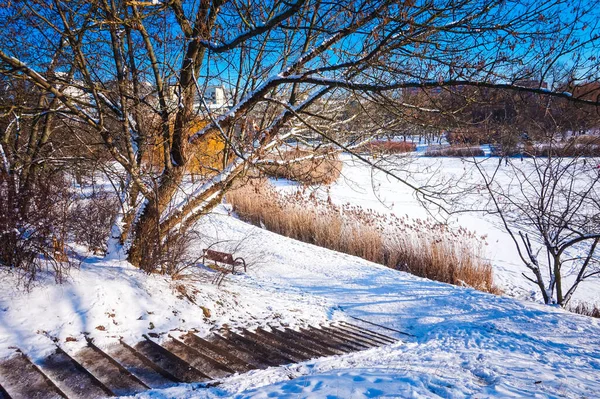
xmin=132 ymin=209 xmax=600 ymax=398
xmin=3 ymin=204 xmax=599 ymax=398
xmin=1 ymin=156 xmax=599 ymax=398
xmin=272 ymin=154 xmax=600 ymax=307
xmin=0 ymin=249 xmax=330 ymax=361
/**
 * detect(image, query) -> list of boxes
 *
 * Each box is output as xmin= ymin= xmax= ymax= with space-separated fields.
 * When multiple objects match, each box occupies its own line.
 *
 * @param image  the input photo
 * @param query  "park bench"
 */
xmin=202 ymin=249 xmax=246 ymax=286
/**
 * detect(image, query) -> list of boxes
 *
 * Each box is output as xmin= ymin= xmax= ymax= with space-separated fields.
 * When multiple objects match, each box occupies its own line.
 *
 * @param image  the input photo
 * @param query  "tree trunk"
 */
xmin=127 ymin=165 xmax=186 ymax=271
xmin=554 ymin=255 xmax=563 ymax=306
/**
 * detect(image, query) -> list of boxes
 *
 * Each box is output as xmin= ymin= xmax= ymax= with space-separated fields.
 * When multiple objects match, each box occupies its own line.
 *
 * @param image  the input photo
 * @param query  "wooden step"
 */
xmin=206 ymin=334 xmax=270 ymax=368
xmin=320 ymin=326 xmax=379 ymax=348
xmin=254 ymin=328 xmax=324 ymax=359
xmin=0 ymin=322 xmax=395 ymax=398
xmin=333 ymin=323 xmax=395 ymax=346
xmin=298 ymin=327 xmax=357 ymax=353
xmin=338 ymin=321 xmax=397 ymax=343
xmin=0 ymin=352 xmax=66 ymax=399
xmin=161 ymin=338 xmax=234 ymax=379
xmin=72 ymin=344 xmax=147 ymax=396
xmin=104 ymin=342 xmax=175 ymax=389
xmin=242 ymin=329 xmax=309 ymax=362
xmin=36 ymin=348 xmax=113 ymax=399
xmin=305 ymin=326 xmax=368 ymax=351
xmin=132 ymin=338 xmax=209 ymax=383
xmin=0 ymin=382 xmax=9 ymax=399
xmin=221 ymin=331 xmax=294 ymax=366
xmin=275 ymin=328 xmax=343 ymax=356
xmin=183 ymin=333 xmax=256 ymax=373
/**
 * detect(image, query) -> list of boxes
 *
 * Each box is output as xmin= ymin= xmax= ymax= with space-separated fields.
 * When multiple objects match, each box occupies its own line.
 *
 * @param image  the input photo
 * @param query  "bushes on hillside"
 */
xmin=0 ymin=171 xmax=75 ymax=286
xmin=1 ymin=166 xmax=120 ymax=286
xmin=69 ymin=190 xmax=119 ymax=255
xmin=492 ymin=141 xmax=600 ymax=157
xmin=570 ymin=303 xmax=600 ymax=319
xmin=533 ymin=143 xmax=600 ymax=157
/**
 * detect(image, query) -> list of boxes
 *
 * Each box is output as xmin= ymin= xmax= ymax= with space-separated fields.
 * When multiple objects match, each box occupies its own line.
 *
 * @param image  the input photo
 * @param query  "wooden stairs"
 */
xmin=0 ymin=321 xmax=398 ymax=399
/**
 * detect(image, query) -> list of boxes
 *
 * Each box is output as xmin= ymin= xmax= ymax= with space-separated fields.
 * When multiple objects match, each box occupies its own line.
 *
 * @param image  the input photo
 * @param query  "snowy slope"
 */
xmin=272 ymin=155 xmax=600 ymax=306
xmin=0 ymin=247 xmax=331 ymax=361
xmin=126 ymin=209 xmax=600 ymax=398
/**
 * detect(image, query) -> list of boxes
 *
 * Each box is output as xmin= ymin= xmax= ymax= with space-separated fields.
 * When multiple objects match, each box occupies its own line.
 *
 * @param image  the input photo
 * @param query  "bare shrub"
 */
xmin=70 ymin=191 xmax=119 ymax=255
xmin=490 ymin=145 xmax=528 ymax=157
xmin=359 ymin=141 xmax=416 ymax=154
xmin=227 ymin=180 xmax=498 ymax=294
xmin=446 ymin=129 xmax=491 ymax=145
xmin=474 ymin=155 xmax=599 ymax=306
xmin=424 ymin=146 xmax=485 ymax=157
xmin=492 ymin=139 xmax=600 ymax=157
xmin=0 ymin=171 xmax=75 ymax=286
xmin=569 ymin=303 xmax=600 ymax=318
xmin=260 ymin=149 xmax=342 ymax=185
xmin=127 ymin=207 xmax=206 ymax=277
xmin=159 ymin=229 xmax=205 ymax=278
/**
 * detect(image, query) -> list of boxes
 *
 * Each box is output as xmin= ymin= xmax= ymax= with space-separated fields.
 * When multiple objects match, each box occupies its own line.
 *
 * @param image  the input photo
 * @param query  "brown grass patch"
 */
xmin=424 ymin=146 xmax=485 ymax=157
xmin=530 ymin=143 xmax=600 ymax=157
xmin=227 ymin=180 xmax=499 ymax=294
xmin=260 ymin=148 xmax=342 ymax=185
xmin=493 ymin=139 xmax=600 ymax=157
xmin=359 ymin=141 xmax=416 ymax=154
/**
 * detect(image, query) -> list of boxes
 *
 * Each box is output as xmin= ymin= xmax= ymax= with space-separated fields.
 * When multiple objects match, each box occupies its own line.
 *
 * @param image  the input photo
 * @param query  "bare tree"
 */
xmin=1 ymin=0 xmax=599 ymax=274
xmin=474 ymin=155 xmax=600 ymax=307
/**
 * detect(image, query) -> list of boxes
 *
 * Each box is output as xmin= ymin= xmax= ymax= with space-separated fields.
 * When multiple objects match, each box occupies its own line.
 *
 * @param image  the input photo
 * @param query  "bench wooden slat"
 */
xmin=205 ymin=250 xmax=235 ymax=265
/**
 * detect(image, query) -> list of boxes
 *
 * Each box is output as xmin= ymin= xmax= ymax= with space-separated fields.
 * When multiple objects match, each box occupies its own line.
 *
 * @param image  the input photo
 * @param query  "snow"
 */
xmin=1 ymin=157 xmax=600 ymax=398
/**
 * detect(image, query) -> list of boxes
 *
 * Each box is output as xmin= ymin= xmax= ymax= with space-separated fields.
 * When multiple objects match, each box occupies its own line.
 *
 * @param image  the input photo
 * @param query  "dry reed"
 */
xmin=530 ymin=143 xmax=600 ymax=157
xmin=227 ymin=180 xmax=499 ymax=294
xmin=359 ymin=141 xmax=416 ymax=154
xmin=424 ymin=146 xmax=485 ymax=157
xmin=260 ymin=149 xmax=342 ymax=186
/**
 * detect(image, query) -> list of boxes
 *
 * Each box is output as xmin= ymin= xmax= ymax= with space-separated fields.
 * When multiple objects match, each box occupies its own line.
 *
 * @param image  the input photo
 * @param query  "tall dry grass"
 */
xmin=359 ymin=141 xmax=416 ymax=154
xmin=424 ymin=146 xmax=485 ymax=157
xmin=227 ymin=180 xmax=499 ymax=294
xmin=531 ymin=143 xmax=600 ymax=157
xmin=260 ymin=149 xmax=342 ymax=186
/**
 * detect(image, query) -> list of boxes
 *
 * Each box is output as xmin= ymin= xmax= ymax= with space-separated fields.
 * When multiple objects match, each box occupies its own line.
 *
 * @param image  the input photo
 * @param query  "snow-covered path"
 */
xmin=133 ymin=212 xmax=600 ymax=398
